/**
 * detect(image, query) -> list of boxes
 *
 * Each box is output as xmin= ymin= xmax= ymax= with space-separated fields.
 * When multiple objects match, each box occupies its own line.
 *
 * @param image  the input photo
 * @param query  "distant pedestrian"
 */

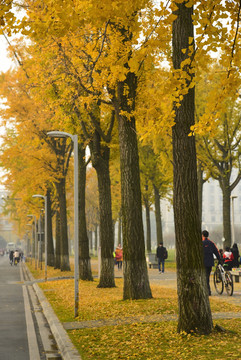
xmin=115 ymin=244 xmax=123 ymax=270
xmin=202 ymin=230 xmax=220 ymax=296
xmin=231 ymin=243 xmax=240 ymax=268
xmin=13 ymin=250 xmax=20 ymax=265
xmin=156 ymin=242 xmax=167 ymax=274
xmin=9 ymin=250 xmax=14 ymax=266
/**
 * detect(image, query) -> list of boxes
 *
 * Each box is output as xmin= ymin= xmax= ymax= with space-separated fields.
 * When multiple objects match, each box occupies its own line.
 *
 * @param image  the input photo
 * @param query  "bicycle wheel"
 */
xmin=213 ymin=268 xmax=224 ymax=294
xmin=225 ymin=272 xmax=233 ymax=296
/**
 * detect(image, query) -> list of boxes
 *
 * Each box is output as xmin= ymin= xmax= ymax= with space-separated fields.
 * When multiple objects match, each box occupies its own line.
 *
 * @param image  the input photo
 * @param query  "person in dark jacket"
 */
xmin=202 ymin=230 xmax=221 ymax=296
xmin=156 ymin=242 xmax=167 ymax=274
xmin=231 ymin=243 xmax=240 ymax=268
xmin=9 ymin=250 xmax=14 ymax=266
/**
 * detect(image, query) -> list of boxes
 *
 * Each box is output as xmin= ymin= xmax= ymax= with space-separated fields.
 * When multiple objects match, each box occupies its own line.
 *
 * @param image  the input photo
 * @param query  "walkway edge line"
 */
xmin=33 ymin=283 xmax=81 ymax=360
xmin=24 ymin=264 xmax=81 ymax=360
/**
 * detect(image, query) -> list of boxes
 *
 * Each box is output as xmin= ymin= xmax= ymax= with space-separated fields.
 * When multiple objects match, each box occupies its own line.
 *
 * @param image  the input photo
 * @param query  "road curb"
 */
xmin=25 ymin=265 xmax=81 ymax=360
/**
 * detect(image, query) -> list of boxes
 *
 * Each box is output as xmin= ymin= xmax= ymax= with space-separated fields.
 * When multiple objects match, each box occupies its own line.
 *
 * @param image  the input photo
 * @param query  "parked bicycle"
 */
xmin=213 ymin=262 xmax=233 ymax=296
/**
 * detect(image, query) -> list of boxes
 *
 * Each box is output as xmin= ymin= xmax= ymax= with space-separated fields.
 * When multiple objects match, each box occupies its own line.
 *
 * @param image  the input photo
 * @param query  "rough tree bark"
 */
xmin=48 ymin=138 xmax=73 ymax=271
xmin=144 ymin=195 xmax=152 ymax=252
xmin=172 ymin=1 xmax=213 ymax=334
xmin=94 ymin=224 xmax=98 ymax=255
xmin=197 ymin=162 xmax=205 ymax=227
xmin=78 ymin=145 xmax=93 ymax=280
xmin=89 ymin=130 xmax=115 ymax=288
xmin=113 ymin=55 xmax=152 ymax=299
xmin=55 ymin=177 xmax=70 ymax=271
xmin=153 ymin=184 xmax=163 ymax=246
xmin=55 ymin=208 xmax=61 ymax=269
xmin=219 ymin=171 xmax=241 ymax=248
xmin=220 ymin=178 xmax=232 ymax=248
xmin=46 ymin=187 xmax=55 ymax=267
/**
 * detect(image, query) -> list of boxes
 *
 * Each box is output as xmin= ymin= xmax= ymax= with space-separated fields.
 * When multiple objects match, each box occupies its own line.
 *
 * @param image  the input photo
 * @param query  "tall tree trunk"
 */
xmin=89 ymin=231 xmax=93 ymax=253
xmin=96 ymin=151 xmax=115 ymax=286
xmin=153 ymin=184 xmax=163 ymax=246
xmin=79 ymin=146 xmax=93 ymax=280
xmin=94 ymin=224 xmax=98 ymax=255
xmin=118 ymin=212 xmax=122 ymax=247
xmin=55 ymin=209 xmax=61 ymax=269
xmin=46 ymin=187 xmax=55 ymax=266
xmin=172 ymin=1 xmax=212 ymax=334
xmin=113 ymin=66 xmax=152 ymax=299
xmin=56 ymin=178 xmax=70 ymax=271
xmin=197 ymin=162 xmax=204 ymax=227
xmin=144 ymin=196 xmax=151 ymax=252
xmin=220 ymin=179 xmax=231 ymax=248
xmin=89 ymin=130 xmax=115 ymax=287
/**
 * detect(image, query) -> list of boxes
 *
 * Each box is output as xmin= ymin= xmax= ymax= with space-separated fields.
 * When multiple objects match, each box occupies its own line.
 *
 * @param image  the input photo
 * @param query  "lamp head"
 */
xmin=32 ymin=194 xmax=44 ymax=199
xmin=47 ymin=131 xmax=72 ymax=140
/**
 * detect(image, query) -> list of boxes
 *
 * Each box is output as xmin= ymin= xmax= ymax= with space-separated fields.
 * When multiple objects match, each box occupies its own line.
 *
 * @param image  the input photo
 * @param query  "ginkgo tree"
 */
xmin=0 ymin=60 xmax=76 ymax=271
xmin=2 ymin=0 xmax=241 ymax=334
xmin=12 ymin=0 xmax=156 ymax=299
xmin=196 ymin=79 xmax=241 ymax=248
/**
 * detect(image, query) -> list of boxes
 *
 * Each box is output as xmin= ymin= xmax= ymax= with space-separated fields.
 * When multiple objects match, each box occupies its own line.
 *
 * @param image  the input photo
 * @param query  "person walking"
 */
xmin=202 ymin=230 xmax=221 ymax=296
xmin=115 ymin=244 xmax=123 ymax=270
xmin=156 ymin=242 xmax=167 ymax=274
xmin=13 ymin=249 xmax=20 ymax=265
xmin=9 ymin=250 xmax=14 ymax=266
xmin=231 ymin=243 xmax=240 ymax=268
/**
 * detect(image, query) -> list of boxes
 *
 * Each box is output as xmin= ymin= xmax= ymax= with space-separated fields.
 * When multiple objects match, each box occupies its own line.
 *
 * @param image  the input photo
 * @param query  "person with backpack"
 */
xmin=156 ymin=242 xmax=167 ymax=274
xmin=202 ymin=230 xmax=221 ymax=296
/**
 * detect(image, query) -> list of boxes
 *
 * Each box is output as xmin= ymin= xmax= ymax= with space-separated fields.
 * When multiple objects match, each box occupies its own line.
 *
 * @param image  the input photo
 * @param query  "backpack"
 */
xmin=164 ymin=249 xmax=168 ymax=260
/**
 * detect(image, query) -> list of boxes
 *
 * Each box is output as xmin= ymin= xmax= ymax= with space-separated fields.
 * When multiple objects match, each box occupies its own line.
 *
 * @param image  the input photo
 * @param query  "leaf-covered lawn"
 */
xmin=27 ymin=263 xmax=241 ymax=359
xmin=69 ymin=319 xmax=241 ymax=360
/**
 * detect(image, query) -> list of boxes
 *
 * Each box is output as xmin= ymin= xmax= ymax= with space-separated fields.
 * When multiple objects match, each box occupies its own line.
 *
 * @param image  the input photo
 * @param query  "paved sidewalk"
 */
xmin=24 ymin=264 xmax=81 ymax=360
xmin=29 ymin=264 xmax=241 ymax=332
xmin=25 ymin=262 xmax=241 ymax=358
xmin=63 ymin=311 xmax=241 ymax=331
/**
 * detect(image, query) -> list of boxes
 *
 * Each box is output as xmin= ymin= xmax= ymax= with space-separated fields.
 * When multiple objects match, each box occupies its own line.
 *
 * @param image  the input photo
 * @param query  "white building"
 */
xmin=158 ymin=179 xmax=241 ymax=247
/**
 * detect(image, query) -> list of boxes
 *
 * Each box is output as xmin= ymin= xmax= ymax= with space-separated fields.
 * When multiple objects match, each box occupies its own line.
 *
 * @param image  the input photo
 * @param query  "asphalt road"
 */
xmin=0 ymin=255 xmax=30 ymax=359
xmin=0 ymin=255 xmax=62 ymax=360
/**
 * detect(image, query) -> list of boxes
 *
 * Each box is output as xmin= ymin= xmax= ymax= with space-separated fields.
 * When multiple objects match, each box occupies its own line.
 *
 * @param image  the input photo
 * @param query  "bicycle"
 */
xmin=213 ymin=262 xmax=233 ymax=296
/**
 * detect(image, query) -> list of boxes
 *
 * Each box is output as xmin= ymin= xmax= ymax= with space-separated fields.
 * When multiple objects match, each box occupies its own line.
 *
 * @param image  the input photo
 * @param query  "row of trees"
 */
xmin=0 ymin=0 xmax=240 ymax=334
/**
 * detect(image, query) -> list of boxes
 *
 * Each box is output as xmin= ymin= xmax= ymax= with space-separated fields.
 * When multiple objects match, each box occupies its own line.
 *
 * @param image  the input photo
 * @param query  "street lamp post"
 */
xmin=230 ymin=195 xmax=237 ymax=246
xmin=47 ymin=130 xmax=79 ymax=317
xmin=27 ymin=214 xmax=37 ymax=269
xmin=32 ymin=195 xmax=47 ymax=281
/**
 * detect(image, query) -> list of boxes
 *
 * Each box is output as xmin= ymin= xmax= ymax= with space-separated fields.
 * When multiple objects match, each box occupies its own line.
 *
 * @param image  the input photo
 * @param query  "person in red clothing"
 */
xmin=223 ymin=247 xmax=234 ymax=270
xmin=115 ymin=244 xmax=123 ymax=270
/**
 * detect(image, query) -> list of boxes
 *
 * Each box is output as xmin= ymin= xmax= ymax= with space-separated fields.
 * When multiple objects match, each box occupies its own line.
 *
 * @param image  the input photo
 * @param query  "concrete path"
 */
xmin=60 ymin=267 xmax=241 ymax=331
xmin=20 ymin=259 xmax=241 ymax=355
xmin=63 ymin=310 xmax=241 ymax=331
